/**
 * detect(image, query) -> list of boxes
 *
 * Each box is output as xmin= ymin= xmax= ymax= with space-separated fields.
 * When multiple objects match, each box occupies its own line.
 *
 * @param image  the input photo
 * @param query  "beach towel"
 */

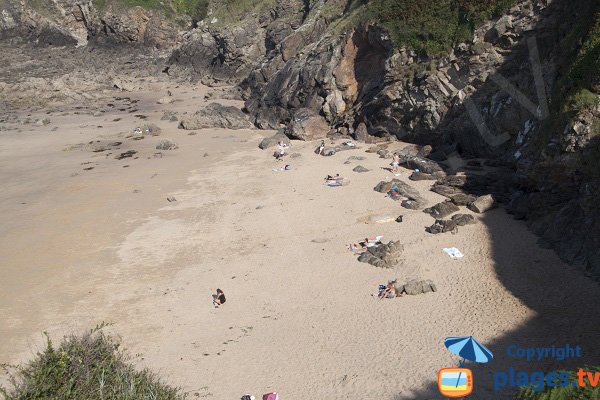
xmin=375 ymin=216 xmax=396 ymax=224
xmin=263 ymin=392 xmax=278 ymax=400
xmin=366 ymin=235 xmax=384 ymax=247
xmin=325 ymin=181 xmax=343 ymax=187
xmin=443 ymin=247 xmax=464 ymax=259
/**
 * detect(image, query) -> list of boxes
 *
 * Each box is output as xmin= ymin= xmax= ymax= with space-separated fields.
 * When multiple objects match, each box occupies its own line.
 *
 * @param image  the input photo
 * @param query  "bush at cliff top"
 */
xmin=0 ymin=325 xmax=186 ymax=400
xmin=92 ymin=0 xmax=209 ymax=20
xmin=514 ymin=366 xmax=600 ymax=400
xmin=365 ymin=0 xmax=516 ymax=56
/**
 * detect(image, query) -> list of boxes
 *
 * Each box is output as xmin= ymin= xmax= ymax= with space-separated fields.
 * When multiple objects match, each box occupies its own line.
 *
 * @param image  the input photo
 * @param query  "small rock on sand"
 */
xmin=423 ymin=201 xmax=460 ymax=219
xmin=353 ymin=165 xmax=369 ymax=173
xmin=451 ymin=214 xmax=477 ymax=226
xmin=156 ymin=139 xmax=178 ymax=150
xmin=115 ymin=150 xmax=137 ymax=160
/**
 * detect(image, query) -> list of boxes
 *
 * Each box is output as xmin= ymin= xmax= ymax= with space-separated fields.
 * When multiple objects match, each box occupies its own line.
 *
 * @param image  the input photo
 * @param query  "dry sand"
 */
xmin=1 ymin=78 xmax=599 ymax=399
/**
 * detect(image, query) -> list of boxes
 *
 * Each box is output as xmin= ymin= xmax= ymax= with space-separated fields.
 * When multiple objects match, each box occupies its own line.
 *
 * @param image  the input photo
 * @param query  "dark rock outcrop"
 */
xmin=357 ymin=240 xmax=404 ymax=269
xmin=424 ymin=201 xmax=460 ymax=219
xmin=374 ymin=179 xmax=427 ymax=210
xmin=286 ymin=108 xmax=329 ymax=141
xmin=395 ymin=279 xmax=437 ymax=295
xmin=451 ymin=214 xmax=477 ymax=226
xmin=427 ymin=219 xmax=458 ymax=234
xmin=259 ymin=130 xmax=290 ymax=150
xmin=178 ymin=103 xmax=253 ymax=130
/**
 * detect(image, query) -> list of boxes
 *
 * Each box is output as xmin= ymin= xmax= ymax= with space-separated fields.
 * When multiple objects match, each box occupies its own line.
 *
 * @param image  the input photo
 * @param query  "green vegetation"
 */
xmin=514 ymin=367 xmax=600 ymax=400
xmin=0 ymin=325 xmax=186 ymax=400
xmin=210 ymin=0 xmax=277 ymax=26
xmin=92 ymin=0 xmax=208 ymax=20
xmin=172 ymin=0 xmax=209 ymax=21
xmin=362 ymin=0 xmax=516 ymax=56
xmin=530 ymin=0 xmax=600 ymax=171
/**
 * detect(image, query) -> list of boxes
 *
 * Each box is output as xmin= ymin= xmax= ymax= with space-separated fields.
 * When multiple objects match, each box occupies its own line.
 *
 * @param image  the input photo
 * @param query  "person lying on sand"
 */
xmin=350 ymin=241 xmax=368 ymax=253
xmin=350 ymin=237 xmax=383 ymax=253
xmin=212 ymin=288 xmax=226 ymax=308
xmin=325 ymin=174 xmax=342 ymax=182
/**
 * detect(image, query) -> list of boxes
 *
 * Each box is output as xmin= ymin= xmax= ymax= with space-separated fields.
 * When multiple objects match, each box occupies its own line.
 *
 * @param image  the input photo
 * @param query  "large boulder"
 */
xmin=399 ymin=154 xmax=444 ymax=174
xmin=178 ymin=103 xmax=253 ymax=130
xmin=423 ymin=201 xmax=460 ymax=219
xmin=286 ymin=108 xmax=329 ymax=141
xmin=427 ymin=219 xmax=458 ymax=234
xmin=451 ymin=214 xmax=477 ymax=226
xmin=357 ymin=240 xmax=404 ymax=268
xmin=396 ymin=279 xmax=437 ymax=295
xmin=258 ymin=130 xmax=290 ymax=150
xmin=374 ymin=179 xmax=427 ymax=209
xmin=450 ymin=193 xmax=477 ymax=206
xmin=468 ymin=194 xmax=497 ymax=213
xmin=431 ymin=184 xmax=463 ymax=198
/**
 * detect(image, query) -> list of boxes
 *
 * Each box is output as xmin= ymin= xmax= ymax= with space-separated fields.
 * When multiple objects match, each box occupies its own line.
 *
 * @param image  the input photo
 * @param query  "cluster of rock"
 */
xmin=427 ymin=214 xmax=476 ymax=234
xmin=374 ymin=179 xmax=427 ymax=210
xmin=357 ymin=241 xmax=403 ymax=269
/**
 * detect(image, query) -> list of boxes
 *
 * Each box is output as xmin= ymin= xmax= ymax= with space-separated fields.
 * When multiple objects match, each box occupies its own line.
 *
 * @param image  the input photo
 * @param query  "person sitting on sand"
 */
xmin=213 ymin=288 xmax=226 ymax=308
xmin=274 ymin=141 xmax=288 ymax=161
xmin=325 ymin=173 xmax=341 ymax=182
xmin=379 ymin=280 xmax=401 ymax=299
xmin=316 ymin=140 xmax=325 ymax=155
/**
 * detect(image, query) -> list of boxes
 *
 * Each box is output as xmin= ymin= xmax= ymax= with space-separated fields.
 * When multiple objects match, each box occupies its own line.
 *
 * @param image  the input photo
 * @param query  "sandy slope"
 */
xmin=1 ymin=81 xmax=599 ymax=400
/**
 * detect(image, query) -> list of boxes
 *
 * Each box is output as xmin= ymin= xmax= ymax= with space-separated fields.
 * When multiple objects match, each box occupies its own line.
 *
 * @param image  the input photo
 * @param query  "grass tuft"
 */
xmin=0 ymin=324 xmax=186 ymax=400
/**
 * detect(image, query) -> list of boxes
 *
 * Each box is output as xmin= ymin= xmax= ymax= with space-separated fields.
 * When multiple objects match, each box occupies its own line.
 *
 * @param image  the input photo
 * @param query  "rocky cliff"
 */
xmin=167 ymin=0 xmax=600 ymax=279
xmin=2 ymin=0 xmax=598 ymax=279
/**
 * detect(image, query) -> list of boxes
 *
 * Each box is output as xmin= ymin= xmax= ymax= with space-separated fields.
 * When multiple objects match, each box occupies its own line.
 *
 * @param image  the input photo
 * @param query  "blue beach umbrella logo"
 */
xmin=444 ymin=336 xmax=494 ymax=365
xmin=438 ymin=336 xmax=493 ymax=397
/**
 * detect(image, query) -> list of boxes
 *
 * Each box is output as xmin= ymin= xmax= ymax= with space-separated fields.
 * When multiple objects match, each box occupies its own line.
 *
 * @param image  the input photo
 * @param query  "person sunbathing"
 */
xmin=212 ymin=288 xmax=226 ymax=308
xmin=379 ymin=280 xmax=401 ymax=299
xmin=325 ymin=173 xmax=341 ymax=181
xmin=350 ymin=241 xmax=368 ymax=253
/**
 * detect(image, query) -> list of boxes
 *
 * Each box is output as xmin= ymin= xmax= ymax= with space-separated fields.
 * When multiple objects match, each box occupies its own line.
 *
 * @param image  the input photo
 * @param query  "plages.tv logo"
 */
xmin=438 ymin=336 xmax=493 ymax=398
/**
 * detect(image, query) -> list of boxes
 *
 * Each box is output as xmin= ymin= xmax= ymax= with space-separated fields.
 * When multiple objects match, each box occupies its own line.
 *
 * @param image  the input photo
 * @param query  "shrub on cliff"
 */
xmin=364 ymin=0 xmax=516 ymax=55
xmin=514 ymin=367 xmax=600 ymax=400
xmin=0 ymin=325 xmax=185 ymax=400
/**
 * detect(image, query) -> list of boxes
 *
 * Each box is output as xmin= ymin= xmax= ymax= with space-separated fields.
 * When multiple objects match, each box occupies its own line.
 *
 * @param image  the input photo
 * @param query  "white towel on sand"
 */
xmin=443 ymin=247 xmax=464 ymax=259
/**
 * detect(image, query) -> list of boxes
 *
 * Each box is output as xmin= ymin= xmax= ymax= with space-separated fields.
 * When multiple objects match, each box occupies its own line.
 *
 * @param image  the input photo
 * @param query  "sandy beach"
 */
xmin=1 ymin=74 xmax=599 ymax=400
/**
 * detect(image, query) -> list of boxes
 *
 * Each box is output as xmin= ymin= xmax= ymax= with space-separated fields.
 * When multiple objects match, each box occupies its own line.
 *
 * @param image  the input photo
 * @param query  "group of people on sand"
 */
xmin=377 ymin=280 xmax=405 ymax=299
